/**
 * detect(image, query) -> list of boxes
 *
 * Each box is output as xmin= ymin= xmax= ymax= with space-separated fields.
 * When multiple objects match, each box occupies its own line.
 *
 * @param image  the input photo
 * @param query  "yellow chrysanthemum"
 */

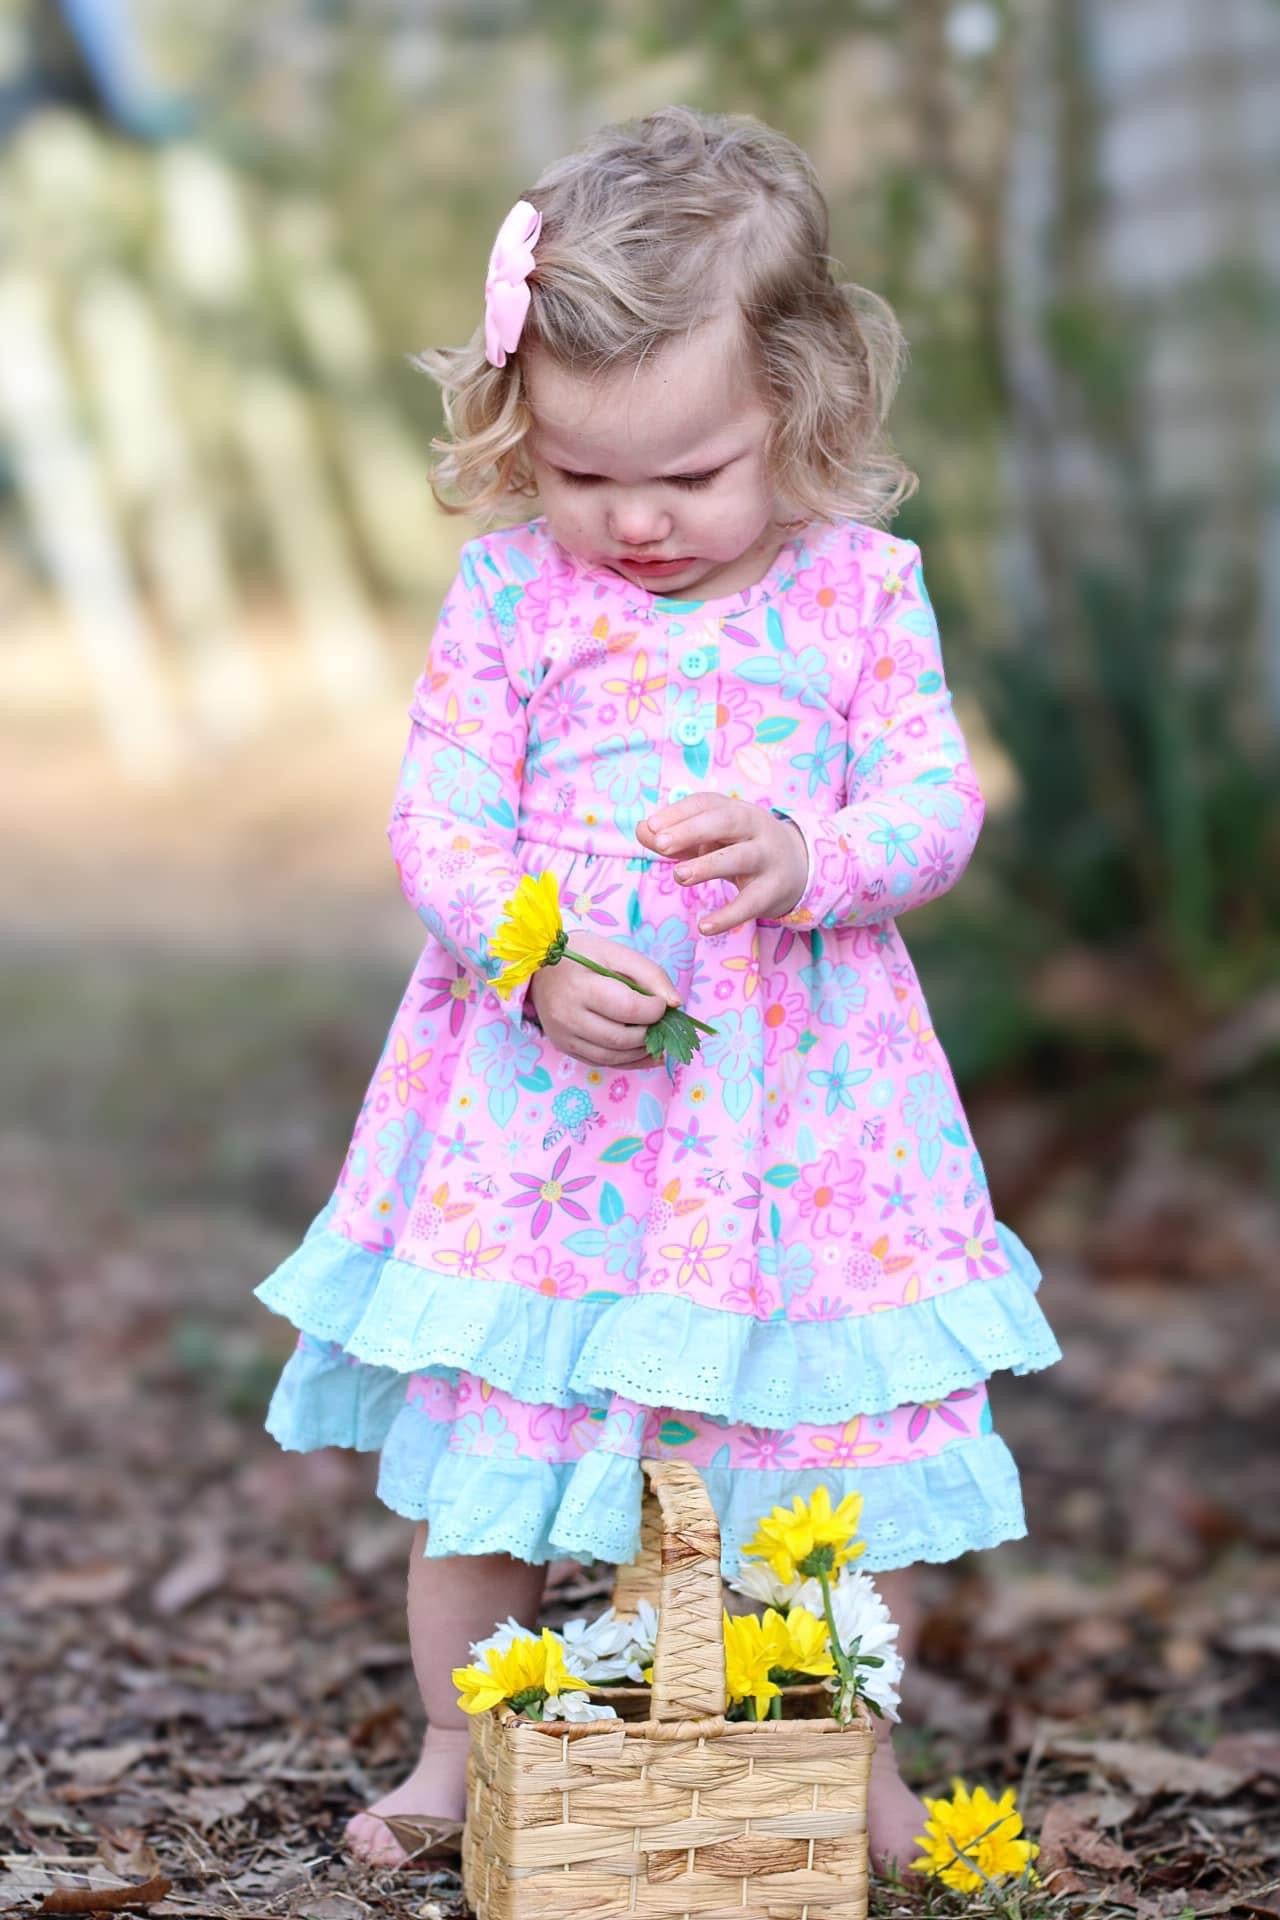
xmin=722 ymin=1611 xmax=781 ymax=1719
xmin=741 ymin=1486 xmax=866 ymax=1585
xmin=490 ymin=872 xmax=566 ymax=998
xmin=452 ymin=1628 xmax=587 ymax=1716
xmin=910 ymin=1779 xmax=1039 ymax=1892
xmin=761 ymin=1605 xmax=836 ymax=1679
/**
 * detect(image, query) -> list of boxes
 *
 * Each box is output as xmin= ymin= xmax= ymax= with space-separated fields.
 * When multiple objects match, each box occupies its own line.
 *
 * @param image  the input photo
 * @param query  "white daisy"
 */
xmin=726 ymin=1561 xmax=806 ymax=1610
xmin=469 ymin=1616 xmax=547 ymax=1663
xmin=542 ymin=1692 xmax=619 ymax=1722
xmin=793 ymin=1569 xmax=904 ymax=1721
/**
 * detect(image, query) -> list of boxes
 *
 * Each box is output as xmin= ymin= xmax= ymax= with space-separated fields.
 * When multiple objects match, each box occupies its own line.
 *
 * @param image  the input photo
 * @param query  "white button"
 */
xmin=669 ymin=785 xmax=690 ymax=802
xmin=680 ymin=647 xmax=711 ymax=678
xmin=675 ymin=716 xmax=706 ymax=747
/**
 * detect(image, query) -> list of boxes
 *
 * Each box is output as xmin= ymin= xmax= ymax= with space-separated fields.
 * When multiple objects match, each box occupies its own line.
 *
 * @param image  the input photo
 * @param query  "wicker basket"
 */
xmin=462 ymin=1460 xmax=872 ymax=1920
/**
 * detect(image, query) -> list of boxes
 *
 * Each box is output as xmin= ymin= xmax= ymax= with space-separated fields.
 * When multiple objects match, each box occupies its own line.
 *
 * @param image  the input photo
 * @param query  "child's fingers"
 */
xmin=673 ymin=836 xmax=763 ymax=890
xmin=568 ymin=1008 xmax=660 ymax=1064
xmin=698 ymin=876 xmax=776 ymax=936
xmin=642 ymin=797 xmax=747 ymax=856
xmin=587 ymin=970 xmax=672 ymax=1028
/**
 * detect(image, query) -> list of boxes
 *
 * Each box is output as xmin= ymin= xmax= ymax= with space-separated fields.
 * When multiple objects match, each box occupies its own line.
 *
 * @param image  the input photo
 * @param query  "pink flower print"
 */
xmin=919 ymin=832 xmax=958 ymax=899
xmin=488 ymin=726 xmax=525 ymax=780
xmin=794 ymin=1150 xmax=867 ymax=1240
xmin=608 ymin=1076 xmax=629 ymax=1104
xmin=809 ymin=1415 xmax=881 ymax=1466
xmin=544 ymin=680 xmax=592 ymax=733
xmin=866 ymin=555 xmax=914 ymax=625
xmin=631 ymin=1126 xmax=667 ymax=1190
xmin=522 ymin=558 xmax=575 ymax=636
xmin=564 ymin=877 xmax=624 ymax=930
xmin=858 ymin=1010 xmax=909 ymax=1068
xmin=438 ymin=1122 xmax=479 ymax=1166
xmin=660 ymin=1215 xmax=731 ymax=1289
xmin=378 ymin=1030 xmax=433 ymax=1106
xmin=512 ymin=1245 xmax=585 ymax=1299
xmin=724 ymin=1254 xmax=775 ymax=1316
xmin=905 ymin=1387 xmax=978 ymax=1444
xmin=759 ymin=968 xmax=806 ymax=1065
xmin=714 ymin=680 xmax=764 ymax=758
xmin=862 ymin=625 xmax=921 ymax=717
xmin=733 ymin=1173 xmax=763 ymax=1244
xmin=447 ymin=883 xmax=493 ymax=946
xmin=433 ymin=1219 xmax=504 ymax=1278
xmin=667 ymin=1115 xmax=716 ymax=1163
xmin=505 ymin=1144 xmax=595 ymax=1239
xmin=936 ymin=1206 xmax=1004 ymax=1280
xmin=791 ymin=556 xmax=860 ymax=642
xmin=418 ymin=970 xmax=474 ymax=1039
xmin=871 ymin=1172 xmax=916 ymax=1221
xmin=739 ymin=1427 xmax=798 ymax=1469
xmin=842 ymin=1244 xmax=881 ymax=1291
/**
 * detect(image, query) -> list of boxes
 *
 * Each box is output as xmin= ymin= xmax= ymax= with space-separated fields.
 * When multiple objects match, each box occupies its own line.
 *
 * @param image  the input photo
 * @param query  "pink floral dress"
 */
xmin=256 ymin=514 xmax=1060 ymax=1571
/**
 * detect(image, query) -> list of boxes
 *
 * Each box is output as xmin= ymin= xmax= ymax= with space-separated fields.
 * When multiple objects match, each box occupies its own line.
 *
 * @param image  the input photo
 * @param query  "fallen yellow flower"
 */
xmin=910 ymin=1778 xmax=1039 ymax=1892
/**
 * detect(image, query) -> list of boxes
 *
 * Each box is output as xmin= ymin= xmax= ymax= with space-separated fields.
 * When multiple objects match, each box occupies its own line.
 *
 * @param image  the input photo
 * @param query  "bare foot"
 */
xmin=867 ymin=1738 xmax=926 ymax=1880
xmin=344 ymin=1724 xmax=470 ymax=1868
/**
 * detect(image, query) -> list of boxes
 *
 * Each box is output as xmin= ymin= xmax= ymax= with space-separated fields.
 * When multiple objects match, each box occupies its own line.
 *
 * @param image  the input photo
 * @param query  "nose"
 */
xmin=607 ymin=493 xmax=674 ymax=549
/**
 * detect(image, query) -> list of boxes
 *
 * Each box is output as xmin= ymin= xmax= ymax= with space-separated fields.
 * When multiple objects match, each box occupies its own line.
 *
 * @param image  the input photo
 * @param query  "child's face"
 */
xmin=525 ymin=311 xmax=783 ymax=601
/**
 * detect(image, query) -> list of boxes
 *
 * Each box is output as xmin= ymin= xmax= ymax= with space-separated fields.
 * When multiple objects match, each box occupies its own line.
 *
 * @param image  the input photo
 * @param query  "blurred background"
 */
xmin=2 ymin=1 xmax=1278 ymax=1912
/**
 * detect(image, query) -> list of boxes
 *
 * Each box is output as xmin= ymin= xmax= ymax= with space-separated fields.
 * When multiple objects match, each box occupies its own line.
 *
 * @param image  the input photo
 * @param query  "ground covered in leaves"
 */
xmin=2 ymin=952 xmax=1278 ymax=1920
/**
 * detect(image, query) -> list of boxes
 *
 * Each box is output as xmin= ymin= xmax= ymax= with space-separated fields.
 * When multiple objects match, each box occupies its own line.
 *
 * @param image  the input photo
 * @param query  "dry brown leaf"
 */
xmin=176 ymin=1784 xmax=261 ymax=1829
xmin=1049 ymin=1736 xmax=1253 ymax=1800
xmin=40 ymin=1874 xmax=170 ymax=1913
xmin=150 ymin=1541 xmax=227 ymax=1616
xmin=1038 ymin=1797 xmax=1137 ymax=1876
xmin=1206 ymin=1730 xmax=1280 ymax=1781
xmin=50 ymin=1745 xmax=153 ymax=1788
xmin=16 ymin=1564 xmax=134 ymax=1610
xmin=93 ymin=1839 xmax=162 ymax=1884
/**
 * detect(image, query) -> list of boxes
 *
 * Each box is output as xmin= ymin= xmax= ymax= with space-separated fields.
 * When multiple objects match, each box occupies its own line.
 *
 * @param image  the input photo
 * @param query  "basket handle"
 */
xmin=617 ymin=1459 xmax=726 ymax=1722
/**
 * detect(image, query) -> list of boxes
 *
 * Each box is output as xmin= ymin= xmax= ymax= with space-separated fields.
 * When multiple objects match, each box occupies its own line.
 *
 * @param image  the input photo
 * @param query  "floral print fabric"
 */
xmin=256 ymin=515 xmax=1060 ymax=1570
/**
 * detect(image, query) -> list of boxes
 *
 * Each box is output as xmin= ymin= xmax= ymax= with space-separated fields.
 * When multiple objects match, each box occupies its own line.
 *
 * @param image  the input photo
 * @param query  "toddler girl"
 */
xmin=255 ymin=104 xmax=1060 ymax=1876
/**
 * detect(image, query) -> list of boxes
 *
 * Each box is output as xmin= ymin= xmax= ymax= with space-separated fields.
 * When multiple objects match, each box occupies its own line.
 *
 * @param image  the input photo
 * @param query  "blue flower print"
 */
xmin=779 ymin=644 xmax=831 ymax=708
xmin=791 ymin=721 xmax=844 ymax=796
xmin=376 ymin=1111 xmax=431 ymax=1203
xmin=799 ymin=958 xmax=868 ymax=1025
xmin=448 ymin=1406 xmax=520 ymax=1458
xmin=629 ymin=912 xmax=696 ymax=980
xmin=474 ymin=1017 xmax=542 ymax=1127
xmin=866 ymin=811 xmax=923 ymax=869
xmin=759 ymin=1237 xmax=815 ymax=1306
xmin=702 ymin=1006 xmax=764 ymax=1122
xmin=429 ymin=745 xmax=501 ymax=821
xmin=603 ymin=1211 xmax=647 ymax=1280
xmin=808 ymin=1043 xmax=872 ymax=1116
xmin=592 ymin=732 xmax=662 ymax=831
xmin=902 ymin=1070 xmax=957 ymax=1142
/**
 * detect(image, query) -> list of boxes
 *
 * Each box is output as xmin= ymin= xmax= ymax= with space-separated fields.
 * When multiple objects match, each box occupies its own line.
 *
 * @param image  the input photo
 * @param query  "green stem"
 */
xmin=818 ymin=1572 xmax=854 ymax=1685
xmin=745 ymin=1697 xmax=759 ymax=1722
xmin=769 ymin=1693 xmax=783 ymax=1720
xmin=563 ymin=949 xmax=716 ymax=1032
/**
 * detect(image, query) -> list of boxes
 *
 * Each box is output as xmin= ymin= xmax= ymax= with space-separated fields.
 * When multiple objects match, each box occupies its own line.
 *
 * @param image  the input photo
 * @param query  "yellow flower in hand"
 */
xmin=490 ymin=872 xmax=567 ymax=997
xmin=452 ymin=1628 xmax=587 ymax=1717
xmin=742 ymin=1486 xmax=866 ymax=1584
xmin=722 ymin=1611 xmax=780 ymax=1720
xmin=761 ymin=1605 xmax=836 ymax=1679
xmin=910 ymin=1779 xmax=1039 ymax=1891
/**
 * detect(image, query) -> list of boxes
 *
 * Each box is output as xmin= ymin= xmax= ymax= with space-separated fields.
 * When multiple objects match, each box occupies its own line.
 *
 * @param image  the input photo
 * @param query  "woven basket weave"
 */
xmin=462 ymin=1460 xmax=872 ymax=1920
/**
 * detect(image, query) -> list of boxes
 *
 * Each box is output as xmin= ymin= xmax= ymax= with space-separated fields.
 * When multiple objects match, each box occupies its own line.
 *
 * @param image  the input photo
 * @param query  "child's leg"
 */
xmin=863 ymin=1566 xmax=927 ymax=1878
xmin=345 ymin=1528 xmax=547 ymax=1866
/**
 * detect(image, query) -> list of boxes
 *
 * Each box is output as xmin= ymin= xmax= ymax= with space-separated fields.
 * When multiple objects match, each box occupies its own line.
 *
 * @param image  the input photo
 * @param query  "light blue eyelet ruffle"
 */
xmin=255 ymin=1201 xmax=1059 ymax=1426
xmin=263 ymin=1339 xmax=1027 ymax=1574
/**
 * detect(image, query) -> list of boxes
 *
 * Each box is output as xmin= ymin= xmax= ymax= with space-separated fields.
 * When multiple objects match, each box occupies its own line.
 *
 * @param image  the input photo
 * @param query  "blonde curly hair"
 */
xmin=417 ymin=105 xmax=916 ymax=529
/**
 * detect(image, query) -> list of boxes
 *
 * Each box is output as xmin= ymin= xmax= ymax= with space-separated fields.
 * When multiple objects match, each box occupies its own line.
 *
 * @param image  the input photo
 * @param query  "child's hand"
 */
xmin=528 ymin=930 xmax=679 ymax=1068
xmin=637 ymin=795 xmax=808 ymax=935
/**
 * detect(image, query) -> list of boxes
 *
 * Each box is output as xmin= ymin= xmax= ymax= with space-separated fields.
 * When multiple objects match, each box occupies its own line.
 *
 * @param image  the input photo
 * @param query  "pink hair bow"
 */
xmin=484 ymin=199 xmax=542 ymax=368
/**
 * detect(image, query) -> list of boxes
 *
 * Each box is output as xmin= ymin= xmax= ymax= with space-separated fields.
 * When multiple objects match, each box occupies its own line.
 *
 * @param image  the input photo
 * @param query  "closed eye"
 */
xmin=555 ymin=467 xmax=724 ymax=490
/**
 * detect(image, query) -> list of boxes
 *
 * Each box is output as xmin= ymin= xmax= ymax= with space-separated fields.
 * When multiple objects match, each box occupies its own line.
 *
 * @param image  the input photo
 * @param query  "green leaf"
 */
xmin=658 ymin=1419 xmax=698 ymax=1447
xmin=600 ymin=1182 xmax=624 ymax=1225
xmin=763 ymin=1163 xmax=800 ymax=1187
xmin=644 ymin=1006 xmax=708 ymax=1066
xmin=600 ymin=1135 xmax=644 ymax=1162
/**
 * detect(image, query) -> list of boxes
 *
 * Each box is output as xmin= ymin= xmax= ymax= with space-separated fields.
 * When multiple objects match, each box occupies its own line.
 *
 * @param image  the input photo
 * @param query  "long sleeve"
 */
xmin=776 ymin=541 xmax=985 ymax=931
xmin=387 ymin=546 xmax=535 ymax=1017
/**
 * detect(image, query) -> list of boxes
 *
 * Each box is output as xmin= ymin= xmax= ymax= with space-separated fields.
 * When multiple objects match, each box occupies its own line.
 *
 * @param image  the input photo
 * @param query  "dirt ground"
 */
xmin=2 ymin=673 xmax=1279 ymax=1920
